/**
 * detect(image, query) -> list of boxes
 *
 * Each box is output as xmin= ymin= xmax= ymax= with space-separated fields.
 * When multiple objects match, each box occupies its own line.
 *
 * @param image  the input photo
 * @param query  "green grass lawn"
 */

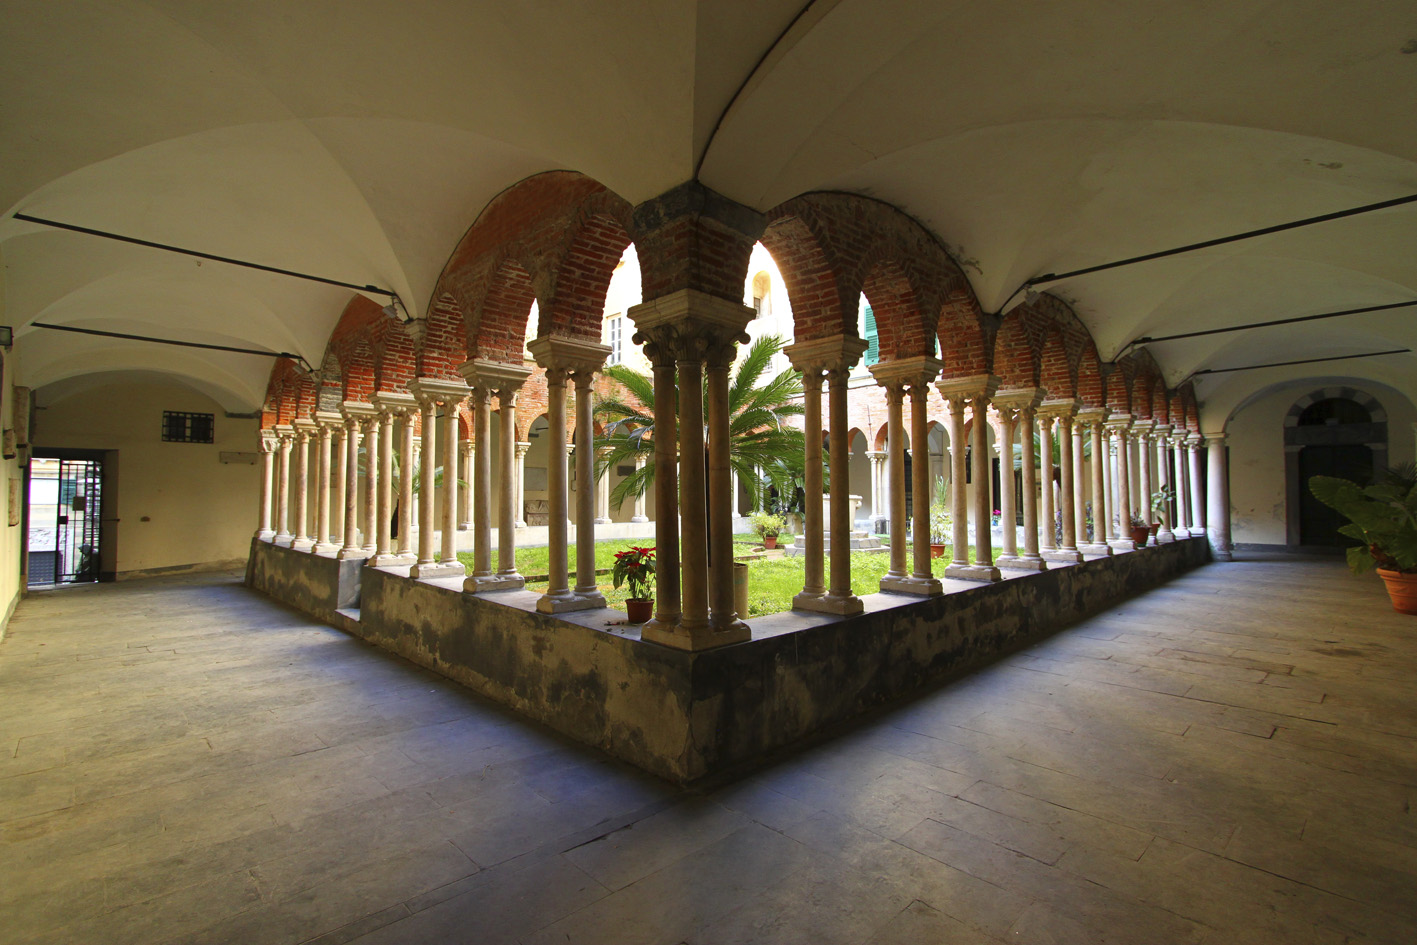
xmin=463 ymin=535 xmax=974 ymax=618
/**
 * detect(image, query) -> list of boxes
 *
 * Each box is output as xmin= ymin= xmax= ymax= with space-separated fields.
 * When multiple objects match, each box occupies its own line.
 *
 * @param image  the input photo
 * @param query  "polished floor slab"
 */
xmin=1 ymin=556 xmax=1414 ymax=944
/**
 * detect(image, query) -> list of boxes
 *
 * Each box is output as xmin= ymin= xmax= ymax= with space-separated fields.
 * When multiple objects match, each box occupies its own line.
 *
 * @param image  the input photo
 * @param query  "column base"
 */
xmin=999 ymin=556 xmax=1048 ymax=572
xmin=256 ymin=530 xmax=275 ymax=542
xmin=630 ymin=515 xmax=649 ymax=524
xmin=290 ymin=538 xmax=315 ymax=552
xmin=1043 ymin=549 xmax=1084 ymax=564
xmin=594 ymin=517 xmax=612 ymax=525
xmin=793 ymin=592 xmax=864 ymax=615
xmin=465 ymin=572 xmax=527 ymax=593
xmin=943 ymin=563 xmax=1001 ymax=583
xmin=514 ymin=519 xmax=527 ymax=528
xmin=1108 ymin=539 xmax=1137 ymax=553
xmin=1156 ymin=527 xmax=1176 ymax=543
xmin=273 ymin=534 xmax=294 ymax=547
xmin=337 ymin=547 xmax=370 ymax=560
xmin=641 ymin=617 xmax=750 ymax=651
xmin=1172 ymin=527 xmax=1192 ymax=539
xmin=575 ymin=588 xmax=607 ymax=608
xmin=409 ymin=560 xmax=463 ymax=579
xmin=370 ymin=553 xmax=409 ymax=567
xmin=880 ymin=574 xmax=943 ymax=596
xmin=792 ymin=588 xmax=826 ymax=610
xmin=1079 ymin=542 xmax=1114 ymax=556
xmin=994 ymin=552 xmax=1020 ymax=567
xmin=311 ymin=541 xmax=340 ymax=556
xmin=536 ymin=591 xmax=603 ymax=614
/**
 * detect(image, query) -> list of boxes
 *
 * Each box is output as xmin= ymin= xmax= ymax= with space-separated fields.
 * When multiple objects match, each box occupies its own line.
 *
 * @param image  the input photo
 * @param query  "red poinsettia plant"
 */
xmin=611 ymin=546 xmax=656 ymax=601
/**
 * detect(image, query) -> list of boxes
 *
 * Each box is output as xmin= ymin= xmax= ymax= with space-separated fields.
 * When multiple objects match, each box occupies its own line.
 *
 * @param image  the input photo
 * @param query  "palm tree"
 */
xmin=595 ymin=334 xmax=807 ymax=513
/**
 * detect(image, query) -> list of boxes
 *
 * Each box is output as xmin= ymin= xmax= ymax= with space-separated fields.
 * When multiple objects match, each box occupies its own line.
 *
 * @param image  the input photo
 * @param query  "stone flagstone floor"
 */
xmin=1 ymin=556 xmax=1415 ymax=944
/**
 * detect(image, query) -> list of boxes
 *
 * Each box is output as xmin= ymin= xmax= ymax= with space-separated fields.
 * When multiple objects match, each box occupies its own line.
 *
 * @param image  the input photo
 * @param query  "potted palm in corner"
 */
xmin=1310 ymin=465 xmax=1417 ymax=615
xmin=749 ymin=511 xmax=785 ymax=550
xmin=612 ymin=546 xmax=656 ymax=623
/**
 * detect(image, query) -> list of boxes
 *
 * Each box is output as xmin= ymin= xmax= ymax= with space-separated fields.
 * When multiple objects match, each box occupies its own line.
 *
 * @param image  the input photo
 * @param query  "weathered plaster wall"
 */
xmin=1226 ymin=381 xmax=1416 ymax=547
xmin=35 ymin=379 xmax=260 ymax=575
xmin=249 ymin=537 xmax=1209 ymax=782
xmin=0 ymin=349 xmax=25 ymax=640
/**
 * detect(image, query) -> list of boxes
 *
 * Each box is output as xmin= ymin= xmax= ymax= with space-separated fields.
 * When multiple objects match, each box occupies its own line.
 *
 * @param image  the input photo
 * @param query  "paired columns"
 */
xmin=370 ymin=392 xmax=416 ymax=566
xmin=866 ymin=450 xmax=888 ymax=529
xmin=337 ymin=402 xmax=376 ymax=560
xmin=1171 ymin=431 xmax=1192 ymax=538
xmin=1187 ymin=433 xmax=1206 ymax=536
xmin=526 ymin=338 xmax=611 ymax=613
xmin=290 ymin=419 xmax=316 ymax=550
xmin=1205 ymin=433 xmax=1232 ymax=560
xmin=630 ymin=289 xmax=753 ymax=649
xmin=937 ymin=374 xmax=1001 ymax=583
xmin=272 ymin=424 xmax=294 ymax=544
xmin=630 ymin=454 xmax=648 ymax=523
xmin=407 ymin=379 xmax=470 ymax=579
xmin=1106 ymin=416 xmax=1135 ymax=552
xmin=870 ymin=357 xmax=944 ymax=595
xmin=459 ymin=360 xmax=534 ymax=593
xmin=1076 ymin=407 xmax=1113 ymax=556
xmin=1135 ymin=421 xmax=1155 ymax=546
xmin=1153 ymin=424 xmax=1176 ymax=543
xmin=256 ymin=432 xmax=277 ymax=540
xmin=1040 ymin=400 xmax=1083 ymax=564
xmin=785 ymin=335 xmax=868 ymax=615
xmin=993 ymin=388 xmax=1046 ymax=572
xmin=311 ymin=411 xmax=342 ymax=554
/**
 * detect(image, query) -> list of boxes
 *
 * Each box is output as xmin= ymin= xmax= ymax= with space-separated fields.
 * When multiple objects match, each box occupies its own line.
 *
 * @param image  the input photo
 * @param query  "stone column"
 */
xmin=459 ymin=441 xmax=474 ymax=531
xmin=337 ymin=404 xmax=371 ymax=560
xmin=1077 ymin=408 xmax=1112 ymax=555
xmin=639 ymin=330 xmax=681 ymax=636
xmin=1037 ymin=414 xmax=1056 ymax=555
xmin=331 ymin=426 xmax=346 ymax=547
xmin=526 ymin=339 xmax=610 ymax=612
xmin=289 ymin=421 xmax=314 ymax=550
xmin=630 ymin=454 xmax=649 ymax=523
xmin=595 ymin=445 xmax=613 ymax=524
xmin=1071 ymin=415 xmax=1088 ymax=549
xmin=360 ymin=414 xmax=379 ymax=555
xmin=787 ymin=336 xmax=867 ymax=614
xmin=311 ymin=413 xmax=339 ymax=554
xmin=458 ymin=359 xmax=533 ymax=592
xmin=573 ymin=369 xmax=607 ymax=607
xmin=514 ymin=441 xmax=530 ymax=527
xmin=273 ymin=424 xmax=294 ymax=544
xmin=407 ymin=380 xmax=468 ymax=578
xmin=371 ymin=393 xmax=414 ymax=566
xmin=256 ymin=432 xmax=277 ymax=540
xmin=866 ymin=450 xmax=887 ymax=529
xmin=1206 ymin=433 xmax=1232 ymax=561
xmin=1172 ymin=432 xmax=1192 ymax=537
xmin=1153 ymin=424 xmax=1175 ymax=543
xmin=629 ymin=290 xmax=754 ymax=649
xmin=466 ymin=382 xmax=495 ymax=583
xmin=1188 ymin=433 xmax=1206 ymax=535
xmin=995 ymin=389 xmax=1046 ymax=571
xmin=397 ymin=411 xmax=417 ymax=558
xmin=871 ymin=358 xmax=942 ymax=594
xmin=495 ymin=387 xmax=530 ymax=585
xmin=1043 ymin=400 xmax=1083 ymax=563
xmin=1107 ymin=416 xmax=1135 ymax=552
xmin=791 ymin=365 xmax=826 ymax=608
xmin=878 ymin=379 xmax=912 ymax=589
xmin=936 ymin=374 xmax=1000 ymax=582
xmin=1136 ymin=421 xmax=1154 ymax=546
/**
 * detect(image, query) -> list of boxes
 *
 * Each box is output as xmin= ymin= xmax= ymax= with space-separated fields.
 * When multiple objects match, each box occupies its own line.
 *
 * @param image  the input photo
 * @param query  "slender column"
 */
xmin=825 ymin=367 xmax=862 ymax=612
xmin=1173 ymin=433 xmax=1191 ymax=536
xmin=644 ymin=345 xmax=680 ymax=633
xmin=706 ymin=343 xmax=743 ymax=630
xmin=1071 ymin=419 xmax=1087 ymax=546
xmin=574 ymin=371 xmax=606 ymax=606
xmin=1188 ymin=434 xmax=1206 ymax=535
xmin=994 ymin=406 xmax=1019 ymax=566
xmin=412 ymin=396 xmax=437 ymax=569
xmin=367 ymin=395 xmax=413 ymax=565
xmin=398 ymin=413 xmax=416 ymax=557
xmin=1059 ymin=410 xmax=1076 ymax=558
xmin=1154 ymin=424 xmax=1175 ymax=542
xmin=470 ymin=385 xmax=495 ymax=581
xmin=1206 ymin=433 xmax=1232 ymax=561
xmin=290 ymin=425 xmax=312 ymax=549
xmin=595 ymin=445 xmax=613 ymax=524
xmin=1137 ymin=425 xmax=1154 ymax=545
xmin=946 ymin=398 xmax=970 ymax=570
xmin=543 ymin=368 xmax=576 ymax=607
xmin=330 ymin=427 xmax=346 ymax=546
xmin=361 ymin=415 xmax=379 ymax=554
xmin=1090 ymin=416 xmax=1112 ymax=554
xmin=631 ymin=454 xmax=649 ymax=522
xmin=1103 ymin=435 xmax=1117 ymax=540
xmin=459 ymin=442 xmax=474 ymax=531
xmin=970 ymin=394 xmax=997 ymax=572
xmin=794 ymin=369 xmax=826 ymax=606
xmin=338 ymin=412 xmax=365 ymax=559
xmin=256 ymin=433 xmax=276 ymax=540
xmin=1107 ymin=418 xmax=1134 ymax=551
xmin=1019 ymin=405 xmax=1041 ymax=565
xmin=866 ymin=451 xmax=887 ymax=528
xmin=496 ymin=390 xmax=526 ymax=584
xmin=1077 ymin=409 xmax=1111 ymax=555
xmin=374 ymin=406 xmax=396 ymax=558
xmin=274 ymin=426 xmax=293 ymax=543
xmin=1038 ymin=415 xmax=1056 ymax=554
xmin=882 ymin=382 xmax=911 ymax=585
xmin=312 ymin=416 xmax=337 ymax=554
xmin=439 ymin=402 xmax=463 ymax=566
xmin=514 ymin=442 xmax=530 ymax=527
xmin=678 ymin=355 xmax=709 ymax=631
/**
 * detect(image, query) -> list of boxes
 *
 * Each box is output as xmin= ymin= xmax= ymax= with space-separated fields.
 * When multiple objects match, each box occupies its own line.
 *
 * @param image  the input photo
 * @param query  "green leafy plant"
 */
xmin=611 ymin=546 xmax=656 ymax=600
xmin=1309 ymin=464 xmax=1417 ymax=574
xmin=749 ymin=511 xmax=784 ymax=541
xmin=1151 ymin=485 xmax=1174 ymax=524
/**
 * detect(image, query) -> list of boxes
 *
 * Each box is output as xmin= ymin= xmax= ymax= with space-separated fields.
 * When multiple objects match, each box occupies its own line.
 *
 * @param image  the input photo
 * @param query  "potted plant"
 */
xmin=1151 ymin=486 xmax=1173 ymax=537
xmin=612 ymin=546 xmax=656 ymax=623
xmin=1309 ymin=465 xmax=1417 ymax=615
xmin=749 ymin=511 xmax=785 ymax=550
xmin=1128 ymin=514 xmax=1150 ymax=547
xmin=928 ymin=478 xmax=950 ymax=558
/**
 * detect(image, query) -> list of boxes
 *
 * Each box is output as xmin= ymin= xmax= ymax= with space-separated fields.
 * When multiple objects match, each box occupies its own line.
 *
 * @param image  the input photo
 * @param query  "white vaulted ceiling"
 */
xmin=3 ymin=0 xmax=1415 ymax=423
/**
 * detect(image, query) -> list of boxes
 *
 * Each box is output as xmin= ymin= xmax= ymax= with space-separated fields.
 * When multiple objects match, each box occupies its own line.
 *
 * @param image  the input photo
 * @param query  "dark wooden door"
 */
xmin=1298 ymin=444 xmax=1372 ymax=547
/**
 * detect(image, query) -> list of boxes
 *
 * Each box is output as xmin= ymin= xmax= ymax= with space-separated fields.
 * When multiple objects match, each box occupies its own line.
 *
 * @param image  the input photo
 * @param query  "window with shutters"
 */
xmin=863 ymin=305 xmax=879 ymax=366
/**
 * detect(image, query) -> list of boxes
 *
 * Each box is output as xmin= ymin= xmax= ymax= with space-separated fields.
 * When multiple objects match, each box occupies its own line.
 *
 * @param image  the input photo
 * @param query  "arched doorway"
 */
xmin=1284 ymin=388 xmax=1387 ymax=550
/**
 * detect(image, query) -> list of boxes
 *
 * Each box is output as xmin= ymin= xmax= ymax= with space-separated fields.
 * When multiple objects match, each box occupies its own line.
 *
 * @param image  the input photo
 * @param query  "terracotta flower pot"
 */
xmin=1377 ymin=568 xmax=1417 ymax=615
xmin=763 ymin=535 xmax=777 ymax=549
xmin=1129 ymin=526 xmax=1150 ymax=546
xmin=626 ymin=598 xmax=654 ymax=623
xmin=930 ymin=543 xmax=946 ymax=559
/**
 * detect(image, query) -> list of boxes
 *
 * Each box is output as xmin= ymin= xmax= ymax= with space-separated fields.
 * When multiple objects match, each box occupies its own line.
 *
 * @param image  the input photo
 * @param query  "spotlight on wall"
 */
xmin=382 ymin=295 xmax=414 ymax=325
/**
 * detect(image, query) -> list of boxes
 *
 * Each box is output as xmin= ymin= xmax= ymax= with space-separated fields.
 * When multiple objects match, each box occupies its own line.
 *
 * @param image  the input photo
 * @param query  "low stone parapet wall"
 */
xmin=246 ymin=537 xmax=1210 ymax=782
